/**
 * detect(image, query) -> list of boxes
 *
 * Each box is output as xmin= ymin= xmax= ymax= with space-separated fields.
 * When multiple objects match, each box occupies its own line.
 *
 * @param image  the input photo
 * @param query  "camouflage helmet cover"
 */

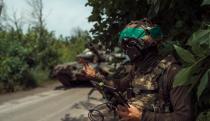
xmin=119 ymin=18 xmax=163 ymax=50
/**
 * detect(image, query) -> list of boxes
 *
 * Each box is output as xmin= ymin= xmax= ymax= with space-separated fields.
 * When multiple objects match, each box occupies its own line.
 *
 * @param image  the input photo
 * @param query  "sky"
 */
xmin=4 ymin=0 xmax=93 ymax=36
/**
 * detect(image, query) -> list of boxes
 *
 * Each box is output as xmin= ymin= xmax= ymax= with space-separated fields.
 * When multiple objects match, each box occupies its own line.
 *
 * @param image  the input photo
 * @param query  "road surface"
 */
xmin=0 ymin=86 xmax=103 ymax=121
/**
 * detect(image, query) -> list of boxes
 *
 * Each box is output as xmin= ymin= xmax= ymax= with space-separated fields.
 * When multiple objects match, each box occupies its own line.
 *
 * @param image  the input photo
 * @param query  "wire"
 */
xmin=88 ymin=102 xmax=116 ymax=121
xmin=88 ymin=109 xmax=104 ymax=121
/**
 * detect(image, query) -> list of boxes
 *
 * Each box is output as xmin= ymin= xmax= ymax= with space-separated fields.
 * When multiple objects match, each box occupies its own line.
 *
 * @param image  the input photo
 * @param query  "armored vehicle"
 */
xmin=52 ymin=43 xmax=127 ymax=87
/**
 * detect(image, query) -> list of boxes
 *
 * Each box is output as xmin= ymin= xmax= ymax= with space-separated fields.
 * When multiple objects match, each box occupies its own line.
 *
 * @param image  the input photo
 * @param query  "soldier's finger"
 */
xmin=128 ymin=104 xmax=136 ymax=109
xmin=83 ymin=63 xmax=89 ymax=70
xmin=82 ymin=67 xmax=87 ymax=73
xmin=84 ymin=62 xmax=89 ymax=66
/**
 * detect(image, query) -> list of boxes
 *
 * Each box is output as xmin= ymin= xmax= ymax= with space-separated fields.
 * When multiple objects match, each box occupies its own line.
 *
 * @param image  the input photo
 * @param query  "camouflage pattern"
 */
xmin=129 ymin=57 xmax=173 ymax=111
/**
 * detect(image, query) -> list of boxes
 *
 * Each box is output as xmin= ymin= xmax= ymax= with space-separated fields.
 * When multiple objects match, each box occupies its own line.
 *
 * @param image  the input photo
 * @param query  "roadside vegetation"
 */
xmin=0 ymin=0 xmax=89 ymax=93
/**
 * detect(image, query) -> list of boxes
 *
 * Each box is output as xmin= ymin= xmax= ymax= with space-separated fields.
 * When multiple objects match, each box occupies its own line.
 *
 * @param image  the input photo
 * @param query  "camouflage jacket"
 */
xmin=111 ymin=55 xmax=194 ymax=121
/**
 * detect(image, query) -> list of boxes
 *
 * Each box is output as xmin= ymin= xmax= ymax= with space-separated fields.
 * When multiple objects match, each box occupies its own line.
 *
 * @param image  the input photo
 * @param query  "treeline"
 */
xmin=0 ymin=0 xmax=90 ymax=93
xmin=0 ymin=25 xmax=89 ymax=93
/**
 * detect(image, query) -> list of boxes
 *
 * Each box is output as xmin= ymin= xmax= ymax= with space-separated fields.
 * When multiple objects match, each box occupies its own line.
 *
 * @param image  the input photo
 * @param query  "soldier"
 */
xmin=84 ymin=19 xmax=193 ymax=121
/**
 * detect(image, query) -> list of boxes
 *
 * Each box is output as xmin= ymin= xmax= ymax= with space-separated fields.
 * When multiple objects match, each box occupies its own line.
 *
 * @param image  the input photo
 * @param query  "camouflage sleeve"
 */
xmin=141 ymin=86 xmax=194 ymax=121
xmin=109 ymin=65 xmax=134 ymax=92
xmin=95 ymin=72 xmax=106 ymax=80
xmin=141 ymin=64 xmax=194 ymax=121
xmin=91 ymin=65 xmax=134 ymax=91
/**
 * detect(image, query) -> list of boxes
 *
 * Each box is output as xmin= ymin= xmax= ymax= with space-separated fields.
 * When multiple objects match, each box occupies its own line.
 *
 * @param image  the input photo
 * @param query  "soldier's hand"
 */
xmin=117 ymin=104 xmax=142 ymax=121
xmin=84 ymin=64 xmax=96 ymax=78
xmin=80 ymin=59 xmax=96 ymax=78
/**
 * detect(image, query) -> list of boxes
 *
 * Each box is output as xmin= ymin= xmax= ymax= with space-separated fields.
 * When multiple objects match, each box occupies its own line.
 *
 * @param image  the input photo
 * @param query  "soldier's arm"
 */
xmin=88 ymin=64 xmax=134 ymax=92
xmin=109 ymin=64 xmax=134 ymax=92
xmin=141 ymin=64 xmax=194 ymax=121
xmin=141 ymin=86 xmax=193 ymax=121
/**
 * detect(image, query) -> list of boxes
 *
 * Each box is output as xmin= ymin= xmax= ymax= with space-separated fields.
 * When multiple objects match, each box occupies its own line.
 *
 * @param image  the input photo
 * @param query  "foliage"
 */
xmin=57 ymin=30 xmax=90 ymax=63
xmin=202 ymin=0 xmax=210 ymax=6
xmin=173 ymin=28 xmax=210 ymax=97
xmin=0 ymin=17 xmax=89 ymax=93
xmin=174 ymin=45 xmax=196 ymax=64
xmin=0 ymin=26 xmax=88 ymax=92
xmin=0 ymin=0 xmax=89 ymax=93
xmin=173 ymin=27 xmax=210 ymax=120
xmin=0 ymin=35 xmax=35 ymax=92
xmin=197 ymin=110 xmax=210 ymax=121
xmin=86 ymin=0 xmax=204 ymax=48
xmin=86 ymin=0 xmax=149 ymax=48
xmin=29 ymin=66 xmax=49 ymax=85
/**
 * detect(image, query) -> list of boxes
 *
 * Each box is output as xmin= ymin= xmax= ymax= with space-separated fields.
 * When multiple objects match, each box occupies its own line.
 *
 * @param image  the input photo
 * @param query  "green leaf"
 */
xmin=174 ymin=45 xmax=196 ymax=64
xmin=187 ymin=30 xmax=210 ymax=57
xmin=173 ymin=57 xmax=206 ymax=87
xmin=197 ymin=69 xmax=210 ymax=99
xmin=202 ymin=0 xmax=210 ymax=6
xmin=173 ymin=66 xmax=194 ymax=87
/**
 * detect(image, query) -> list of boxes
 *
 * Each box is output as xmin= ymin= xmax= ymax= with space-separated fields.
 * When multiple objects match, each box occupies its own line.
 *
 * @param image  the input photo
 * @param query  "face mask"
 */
xmin=122 ymin=42 xmax=143 ymax=62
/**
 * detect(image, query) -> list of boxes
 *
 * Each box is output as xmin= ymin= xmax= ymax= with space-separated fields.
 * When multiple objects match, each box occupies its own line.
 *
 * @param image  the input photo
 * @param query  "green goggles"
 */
xmin=119 ymin=26 xmax=162 ymax=44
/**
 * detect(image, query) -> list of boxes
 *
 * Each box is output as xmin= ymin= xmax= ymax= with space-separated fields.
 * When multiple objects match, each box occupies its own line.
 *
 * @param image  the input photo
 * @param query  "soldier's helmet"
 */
xmin=119 ymin=18 xmax=163 ymax=61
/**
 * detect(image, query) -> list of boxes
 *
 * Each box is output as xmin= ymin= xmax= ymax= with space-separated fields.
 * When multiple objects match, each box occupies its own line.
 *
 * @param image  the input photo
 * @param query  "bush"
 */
xmin=173 ymin=27 xmax=210 ymax=120
xmin=57 ymin=30 xmax=89 ymax=63
xmin=0 ymin=27 xmax=89 ymax=93
xmin=29 ymin=66 xmax=50 ymax=86
xmin=0 ymin=36 xmax=31 ymax=92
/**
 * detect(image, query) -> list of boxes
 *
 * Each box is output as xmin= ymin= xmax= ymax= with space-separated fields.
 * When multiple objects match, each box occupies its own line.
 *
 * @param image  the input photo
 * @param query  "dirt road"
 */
xmin=0 ymin=84 xmax=103 ymax=121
